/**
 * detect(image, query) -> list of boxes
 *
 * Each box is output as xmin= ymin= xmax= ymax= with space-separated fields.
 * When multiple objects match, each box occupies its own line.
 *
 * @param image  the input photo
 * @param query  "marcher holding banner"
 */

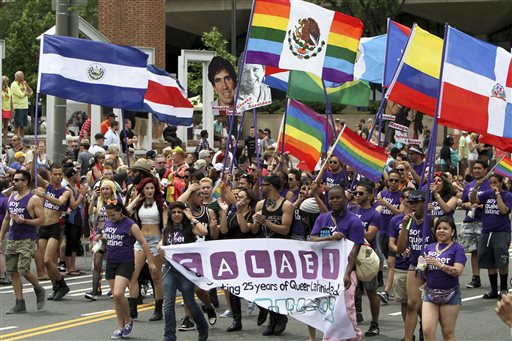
xmin=252 ymin=175 xmax=294 ymax=336
xmin=159 ymin=201 xmax=209 ymax=341
xmin=310 ymin=185 xmax=365 ymax=340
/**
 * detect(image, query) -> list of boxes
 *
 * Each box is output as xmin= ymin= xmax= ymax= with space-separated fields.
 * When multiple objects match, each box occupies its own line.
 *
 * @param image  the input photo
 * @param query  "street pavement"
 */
xmin=0 ymin=211 xmax=510 ymax=340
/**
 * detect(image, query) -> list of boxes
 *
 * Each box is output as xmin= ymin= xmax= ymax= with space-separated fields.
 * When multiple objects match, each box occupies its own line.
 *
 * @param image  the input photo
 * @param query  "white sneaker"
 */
xmin=220 ymin=309 xmax=232 ymax=318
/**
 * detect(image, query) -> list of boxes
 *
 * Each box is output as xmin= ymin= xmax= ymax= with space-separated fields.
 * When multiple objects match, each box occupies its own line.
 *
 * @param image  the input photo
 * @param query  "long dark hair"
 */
xmin=162 ymin=201 xmax=195 ymax=246
xmin=133 ymin=177 xmax=165 ymax=231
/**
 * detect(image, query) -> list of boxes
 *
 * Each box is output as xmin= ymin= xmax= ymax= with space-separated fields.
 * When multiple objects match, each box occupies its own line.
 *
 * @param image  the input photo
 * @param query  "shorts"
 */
xmin=105 ymin=261 xmax=134 ymax=280
xmin=13 ymin=108 xmax=28 ymax=128
xmin=2 ymin=109 xmax=12 ymax=119
xmin=379 ymin=234 xmax=389 ymax=259
xmin=393 ymin=268 xmax=408 ymax=303
xmin=134 ymin=117 xmax=148 ymax=136
xmin=38 ymin=223 xmax=62 ymax=240
xmin=459 ymin=221 xmax=482 ymax=253
xmin=134 ymin=235 xmax=161 ymax=256
xmin=478 ymin=231 xmax=511 ymax=269
xmin=423 ymin=286 xmax=462 ymax=305
xmin=362 ymin=274 xmax=379 ymax=291
xmin=5 ymin=239 xmax=36 ymax=274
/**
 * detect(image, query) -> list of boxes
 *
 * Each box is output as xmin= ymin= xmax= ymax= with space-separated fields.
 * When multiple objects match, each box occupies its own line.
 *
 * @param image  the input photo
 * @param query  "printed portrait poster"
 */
xmin=163 ymin=238 xmax=356 ymax=340
xmin=386 ymin=99 xmax=425 ymax=147
xmin=208 ymin=56 xmax=238 ymax=116
xmin=236 ymin=51 xmax=272 ymax=113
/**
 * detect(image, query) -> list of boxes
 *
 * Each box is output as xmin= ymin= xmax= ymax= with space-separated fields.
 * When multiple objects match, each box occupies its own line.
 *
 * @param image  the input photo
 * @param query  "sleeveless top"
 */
xmin=225 ymin=210 xmax=254 ymax=239
xmin=36 ymin=155 xmax=50 ymax=171
xmin=260 ymin=198 xmax=288 ymax=239
xmin=8 ymin=192 xmax=36 ymax=240
xmin=104 ymin=216 xmax=136 ymax=263
xmin=138 ymin=201 xmax=160 ymax=225
xmin=43 ymin=185 xmax=69 ymax=212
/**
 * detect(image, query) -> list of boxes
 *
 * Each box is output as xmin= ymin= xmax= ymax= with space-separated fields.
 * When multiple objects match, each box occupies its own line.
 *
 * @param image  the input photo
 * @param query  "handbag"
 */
xmin=424 ymin=286 xmax=458 ymax=305
xmin=355 ymin=240 xmax=380 ymax=282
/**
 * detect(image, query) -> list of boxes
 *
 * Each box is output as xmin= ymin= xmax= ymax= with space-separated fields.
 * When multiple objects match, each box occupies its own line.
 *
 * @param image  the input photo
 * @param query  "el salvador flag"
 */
xmin=440 ymin=26 xmax=512 ymax=138
xmin=37 ymin=35 xmax=149 ymax=109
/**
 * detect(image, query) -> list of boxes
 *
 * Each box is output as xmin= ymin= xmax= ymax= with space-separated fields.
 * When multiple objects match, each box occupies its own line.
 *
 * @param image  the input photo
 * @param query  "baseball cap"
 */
xmin=145 ymin=150 xmax=157 ymax=160
xmin=105 ymin=112 xmax=116 ymax=118
xmin=94 ymin=133 xmax=105 ymax=140
xmin=172 ymin=146 xmax=184 ymax=155
xmin=194 ymin=159 xmax=207 ymax=171
xmin=407 ymin=190 xmax=426 ymax=202
xmin=22 ymin=137 xmax=30 ymax=147
xmin=14 ymin=151 xmax=26 ymax=159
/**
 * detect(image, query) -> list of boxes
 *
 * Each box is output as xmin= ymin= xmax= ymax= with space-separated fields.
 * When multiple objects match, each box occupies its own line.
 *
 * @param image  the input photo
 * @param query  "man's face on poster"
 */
xmin=213 ymin=69 xmax=235 ymax=106
xmin=241 ymin=63 xmax=264 ymax=94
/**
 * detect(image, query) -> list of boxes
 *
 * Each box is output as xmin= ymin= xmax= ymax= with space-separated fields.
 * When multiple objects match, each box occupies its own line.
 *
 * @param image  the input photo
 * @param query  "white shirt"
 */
xmin=104 ymin=129 xmax=121 ymax=150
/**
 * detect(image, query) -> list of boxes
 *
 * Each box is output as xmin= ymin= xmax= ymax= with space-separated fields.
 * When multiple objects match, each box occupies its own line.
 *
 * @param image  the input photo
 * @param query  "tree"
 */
xmin=314 ymin=0 xmax=406 ymax=36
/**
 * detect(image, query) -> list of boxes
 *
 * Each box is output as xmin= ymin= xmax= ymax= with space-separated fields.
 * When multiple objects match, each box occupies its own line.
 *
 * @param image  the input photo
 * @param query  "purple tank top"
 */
xmin=105 ymin=216 xmax=136 ymax=263
xmin=8 ymin=192 xmax=36 ymax=240
xmin=43 ymin=185 xmax=69 ymax=212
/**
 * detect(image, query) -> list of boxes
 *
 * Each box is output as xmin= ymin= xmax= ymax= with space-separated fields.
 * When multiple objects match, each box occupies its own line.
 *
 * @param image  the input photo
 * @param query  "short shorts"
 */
xmin=459 ymin=221 xmax=482 ymax=253
xmin=13 ymin=108 xmax=28 ymax=128
xmin=134 ymin=235 xmax=161 ymax=256
xmin=105 ymin=261 xmax=134 ymax=280
xmin=6 ymin=238 xmax=36 ymax=274
xmin=38 ymin=223 xmax=62 ymax=240
xmin=478 ymin=231 xmax=511 ymax=269
xmin=362 ymin=274 xmax=379 ymax=291
xmin=393 ymin=268 xmax=408 ymax=304
xmin=423 ymin=286 xmax=462 ymax=305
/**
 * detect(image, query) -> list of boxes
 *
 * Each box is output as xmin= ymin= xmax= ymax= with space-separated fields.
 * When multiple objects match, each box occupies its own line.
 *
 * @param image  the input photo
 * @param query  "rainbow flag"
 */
xmin=494 ymin=157 xmax=512 ymax=178
xmin=246 ymin=0 xmax=363 ymax=83
xmin=278 ymin=99 xmax=333 ymax=171
xmin=332 ymin=127 xmax=387 ymax=183
xmin=386 ymin=25 xmax=443 ymax=116
xmin=212 ymin=180 xmax=222 ymax=200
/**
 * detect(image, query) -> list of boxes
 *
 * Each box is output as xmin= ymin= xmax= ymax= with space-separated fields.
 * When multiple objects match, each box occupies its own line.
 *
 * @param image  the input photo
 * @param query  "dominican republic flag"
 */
xmin=135 ymin=65 xmax=194 ymax=126
xmin=439 ymin=26 xmax=512 ymax=138
xmin=38 ymin=35 xmax=148 ymax=109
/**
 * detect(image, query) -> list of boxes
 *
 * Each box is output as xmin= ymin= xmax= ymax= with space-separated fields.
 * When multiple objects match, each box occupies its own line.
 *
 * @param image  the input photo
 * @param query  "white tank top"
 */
xmin=138 ymin=201 xmax=160 ymax=225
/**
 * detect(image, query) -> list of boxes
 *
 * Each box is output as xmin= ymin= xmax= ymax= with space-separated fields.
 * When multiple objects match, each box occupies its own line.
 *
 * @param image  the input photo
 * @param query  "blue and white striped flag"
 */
xmin=37 ymin=35 xmax=149 ymax=109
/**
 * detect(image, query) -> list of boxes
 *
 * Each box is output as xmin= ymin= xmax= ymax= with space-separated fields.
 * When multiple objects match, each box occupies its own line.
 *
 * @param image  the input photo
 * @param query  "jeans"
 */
xmin=163 ymin=262 xmax=208 ymax=341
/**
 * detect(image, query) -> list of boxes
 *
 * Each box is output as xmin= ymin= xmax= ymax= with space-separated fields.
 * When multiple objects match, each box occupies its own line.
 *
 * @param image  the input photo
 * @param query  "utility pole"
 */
xmin=51 ymin=0 xmax=80 ymax=163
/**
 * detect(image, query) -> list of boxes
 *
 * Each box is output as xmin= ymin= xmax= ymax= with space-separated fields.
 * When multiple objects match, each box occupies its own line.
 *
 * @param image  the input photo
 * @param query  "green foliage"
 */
xmin=2 ymin=0 xmax=55 ymax=96
xmin=188 ymin=26 xmax=237 ymax=98
xmin=313 ymin=0 xmax=406 ymax=36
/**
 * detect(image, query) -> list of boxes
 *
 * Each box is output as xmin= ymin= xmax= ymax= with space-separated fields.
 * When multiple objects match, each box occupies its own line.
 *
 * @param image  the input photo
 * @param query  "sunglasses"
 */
xmin=12 ymin=178 xmax=25 ymax=182
xmin=388 ymin=178 xmax=399 ymax=183
xmin=329 ymin=161 xmax=338 ymax=164
xmin=397 ymin=168 xmax=405 ymax=172
xmin=301 ymin=186 xmax=310 ymax=191
xmin=354 ymin=191 xmax=367 ymax=196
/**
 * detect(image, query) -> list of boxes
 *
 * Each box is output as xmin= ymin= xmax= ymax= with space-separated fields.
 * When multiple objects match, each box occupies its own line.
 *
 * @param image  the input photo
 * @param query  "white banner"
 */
xmin=162 ymin=239 xmax=356 ymax=340
xmin=388 ymin=121 xmax=409 ymax=132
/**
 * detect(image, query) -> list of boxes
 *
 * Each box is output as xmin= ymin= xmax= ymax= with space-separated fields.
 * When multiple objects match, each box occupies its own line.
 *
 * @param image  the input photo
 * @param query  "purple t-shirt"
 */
xmin=354 ymin=207 xmax=381 ymax=250
xmin=478 ymin=190 xmax=512 ymax=233
xmin=43 ymin=185 xmax=69 ymax=212
xmin=411 ymin=161 xmax=425 ymax=178
xmin=378 ymin=189 xmax=401 ymax=236
xmin=430 ymin=199 xmax=455 ymax=218
xmin=311 ymin=210 xmax=365 ymax=245
xmin=406 ymin=216 xmax=433 ymax=268
xmin=388 ymin=213 xmax=410 ymax=270
xmin=462 ymin=179 xmax=491 ymax=223
xmin=323 ymin=170 xmax=346 ymax=188
xmin=424 ymin=242 xmax=466 ymax=289
xmin=7 ymin=192 xmax=36 ymax=240
xmin=0 ymin=194 xmax=8 ymax=230
xmin=168 ymin=225 xmax=185 ymax=245
xmin=105 ymin=217 xmax=136 ymax=263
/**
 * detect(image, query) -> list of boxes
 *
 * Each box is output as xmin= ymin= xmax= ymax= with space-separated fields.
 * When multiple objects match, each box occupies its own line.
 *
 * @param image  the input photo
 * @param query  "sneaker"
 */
xmin=122 ymin=320 xmax=134 ymax=337
xmin=356 ymin=313 xmax=364 ymax=323
xmin=206 ymin=307 xmax=217 ymax=325
xmin=178 ymin=317 xmax=195 ymax=331
xmin=466 ymin=276 xmax=482 ymax=288
xmin=364 ymin=321 xmax=380 ymax=337
xmin=220 ymin=309 xmax=232 ymax=318
xmin=247 ymin=301 xmax=256 ymax=315
xmin=58 ymin=262 xmax=66 ymax=272
xmin=110 ymin=329 xmax=123 ymax=339
xmin=35 ymin=286 xmax=46 ymax=310
xmin=53 ymin=282 xmax=70 ymax=301
xmin=0 ymin=277 xmax=11 ymax=285
xmin=6 ymin=299 xmax=26 ymax=314
xmin=107 ymin=290 xmax=113 ymax=299
xmin=198 ymin=332 xmax=208 ymax=341
xmin=377 ymin=291 xmax=389 ymax=304
xmin=84 ymin=291 xmax=98 ymax=301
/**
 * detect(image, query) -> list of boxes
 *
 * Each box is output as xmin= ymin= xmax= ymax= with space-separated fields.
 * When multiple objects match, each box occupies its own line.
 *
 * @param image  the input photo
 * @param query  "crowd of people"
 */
xmin=1 ymin=72 xmax=512 ymax=341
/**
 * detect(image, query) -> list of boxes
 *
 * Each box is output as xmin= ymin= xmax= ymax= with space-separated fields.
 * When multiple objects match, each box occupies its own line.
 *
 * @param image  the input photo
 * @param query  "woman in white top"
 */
xmin=36 ymin=140 xmax=52 ymax=171
xmin=126 ymin=177 xmax=167 ymax=321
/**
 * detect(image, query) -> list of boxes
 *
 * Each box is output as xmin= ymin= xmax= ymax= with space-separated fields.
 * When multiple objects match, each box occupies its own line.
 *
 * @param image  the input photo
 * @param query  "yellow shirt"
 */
xmin=1 ymin=88 xmax=11 ymax=111
xmin=10 ymin=81 xmax=29 ymax=109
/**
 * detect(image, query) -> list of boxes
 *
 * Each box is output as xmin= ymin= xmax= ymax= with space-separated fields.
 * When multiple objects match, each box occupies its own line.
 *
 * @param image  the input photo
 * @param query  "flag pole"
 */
xmin=484 ymin=155 xmax=506 ymax=178
xmin=253 ymin=107 xmax=262 ymax=199
xmin=33 ymin=92 xmax=40 ymax=188
xmin=314 ymin=125 xmax=345 ymax=183
xmin=280 ymin=97 xmax=289 ymax=155
xmin=121 ymin=110 xmax=130 ymax=168
xmin=221 ymin=0 xmax=256 ymax=180
xmin=321 ymin=79 xmax=336 ymax=148
xmin=421 ymin=23 xmax=450 ymax=248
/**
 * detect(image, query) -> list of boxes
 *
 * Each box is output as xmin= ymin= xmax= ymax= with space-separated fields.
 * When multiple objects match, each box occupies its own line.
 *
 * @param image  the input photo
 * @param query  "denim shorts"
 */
xmin=423 ymin=286 xmax=462 ymax=305
xmin=134 ymin=235 xmax=161 ymax=256
xmin=13 ymin=108 xmax=29 ymax=127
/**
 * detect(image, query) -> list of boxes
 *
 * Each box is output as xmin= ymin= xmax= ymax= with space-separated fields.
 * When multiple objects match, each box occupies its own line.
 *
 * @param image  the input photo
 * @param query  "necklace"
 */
xmin=143 ymin=200 xmax=154 ymax=208
xmin=435 ymin=241 xmax=453 ymax=255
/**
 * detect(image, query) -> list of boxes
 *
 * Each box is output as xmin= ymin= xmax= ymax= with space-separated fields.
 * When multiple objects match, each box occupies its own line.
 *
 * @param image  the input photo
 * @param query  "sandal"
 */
xmin=37 ymin=276 xmax=50 ymax=281
xmin=66 ymin=270 xmax=83 ymax=276
xmin=482 ymin=291 xmax=499 ymax=299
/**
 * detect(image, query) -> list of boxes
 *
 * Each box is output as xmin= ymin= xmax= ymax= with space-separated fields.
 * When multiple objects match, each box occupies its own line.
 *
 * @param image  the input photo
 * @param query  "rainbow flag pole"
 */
xmin=486 ymin=155 xmax=510 ymax=178
xmin=314 ymin=126 xmax=346 ymax=183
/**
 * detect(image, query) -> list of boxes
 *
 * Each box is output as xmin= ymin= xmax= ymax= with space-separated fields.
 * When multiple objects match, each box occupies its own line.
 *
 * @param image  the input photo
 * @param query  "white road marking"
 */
xmin=0 ymin=326 xmax=19 ymax=331
xmin=80 ymin=310 xmax=114 ymax=316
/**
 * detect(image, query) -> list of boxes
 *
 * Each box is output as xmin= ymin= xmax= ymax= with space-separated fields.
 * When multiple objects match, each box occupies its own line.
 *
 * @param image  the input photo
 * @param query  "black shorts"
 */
xmin=379 ymin=234 xmax=389 ymax=259
xmin=105 ymin=261 xmax=134 ymax=280
xmin=478 ymin=231 xmax=511 ymax=269
xmin=38 ymin=223 xmax=62 ymax=240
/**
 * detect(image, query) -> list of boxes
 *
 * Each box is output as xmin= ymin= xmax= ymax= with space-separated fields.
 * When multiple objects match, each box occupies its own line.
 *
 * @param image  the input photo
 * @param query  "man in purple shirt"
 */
xmin=0 ymin=170 xmax=45 ymax=313
xmin=311 ymin=186 xmax=364 ymax=340
xmin=459 ymin=160 xmax=491 ymax=289
xmin=353 ymin=180 xmax=382 ymax=337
